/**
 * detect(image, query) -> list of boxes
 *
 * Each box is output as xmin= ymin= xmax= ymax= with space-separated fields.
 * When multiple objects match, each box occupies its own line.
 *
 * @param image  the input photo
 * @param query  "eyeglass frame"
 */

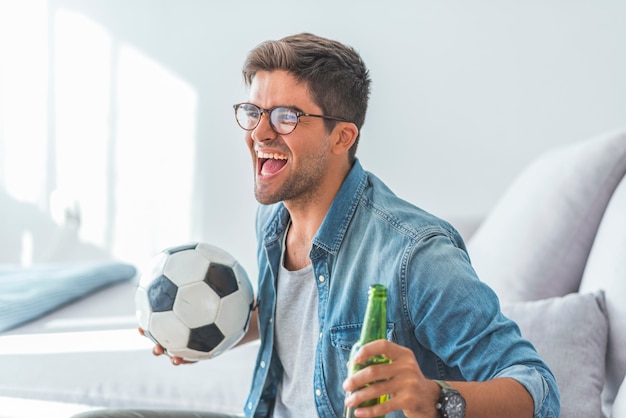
xmin=233 ymin=102 xmax=350 ymax=135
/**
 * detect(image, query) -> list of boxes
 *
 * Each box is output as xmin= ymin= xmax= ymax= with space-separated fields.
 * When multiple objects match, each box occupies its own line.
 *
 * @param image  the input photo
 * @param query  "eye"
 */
xmin=243 ymin=105 xmax=261 ymax=119
xmin=273 ymin=107 xmax=298 ymax=126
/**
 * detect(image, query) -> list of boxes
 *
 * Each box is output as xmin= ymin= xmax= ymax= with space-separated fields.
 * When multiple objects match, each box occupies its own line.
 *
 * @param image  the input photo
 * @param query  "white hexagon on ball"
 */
xmin=174 ymin=281 xmax=221 ymax=329
xmin=195 ymin=243 xmax=237 ymax=267
xmin=216 ymin=290 xmax=252 ymax=338
xmin=149 ymin=311 xmax=190 ymax=352
xmin=164 ymin=250 xmax=211 ymax=287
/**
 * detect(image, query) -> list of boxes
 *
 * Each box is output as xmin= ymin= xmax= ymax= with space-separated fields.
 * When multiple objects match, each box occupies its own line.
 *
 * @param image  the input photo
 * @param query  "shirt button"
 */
xmin=260 ymin=361 xmax=266 ymax=368
xmin=247 ymin=402 xmax=252 ymax=409
xmin=316 ymin=389 xmax=322 ymax=396
xmin=319 ymin=332 xmax=323 ymax=339
xmin=319 ymin=275 xmax=325 ymax=282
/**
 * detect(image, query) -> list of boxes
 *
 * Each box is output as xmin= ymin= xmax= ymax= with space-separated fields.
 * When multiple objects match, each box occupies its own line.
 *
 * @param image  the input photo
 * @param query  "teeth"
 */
xmin=257 ymin=151 xmax=287 ymax=160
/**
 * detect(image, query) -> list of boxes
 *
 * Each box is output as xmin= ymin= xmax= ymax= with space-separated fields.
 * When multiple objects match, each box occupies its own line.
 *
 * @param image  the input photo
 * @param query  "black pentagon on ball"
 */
xmin=188 ymin=323 xmax=225 ymax=352
xmin=204 ymin=263 xmax=239 ymax=297
xmin=147 ymin=274 xmax=178 ymax=312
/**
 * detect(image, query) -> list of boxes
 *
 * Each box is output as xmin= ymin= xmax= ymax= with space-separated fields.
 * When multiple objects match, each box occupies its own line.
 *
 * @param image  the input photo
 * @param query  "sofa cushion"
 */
xmin=468 ymin=129 xmax=626 ymax=302
xmin=580 ymin=175 xmax=626 ymax=411
xmin=0 ymin=262 xmax=137 ymax=332
xmin=501 ymin=291 xmax=608 ymax=418
xmin=613 ymin=377 xmax=626 ymax=418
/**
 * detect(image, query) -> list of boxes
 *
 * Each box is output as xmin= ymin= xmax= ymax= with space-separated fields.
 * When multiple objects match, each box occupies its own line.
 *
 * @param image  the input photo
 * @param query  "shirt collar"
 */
xmin=311 ymin=159 xmax=367 ymax=257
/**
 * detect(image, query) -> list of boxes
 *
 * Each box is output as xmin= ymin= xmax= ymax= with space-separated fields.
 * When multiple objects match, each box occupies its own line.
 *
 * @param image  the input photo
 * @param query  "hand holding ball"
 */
xmin=135 ymin=242 xmax=254 ymax=361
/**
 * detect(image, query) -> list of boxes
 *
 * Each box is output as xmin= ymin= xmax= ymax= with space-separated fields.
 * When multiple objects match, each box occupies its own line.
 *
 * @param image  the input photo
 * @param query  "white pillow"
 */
xmin=469 ymin=129 xmax=626 ymax=302
xmin=581 ymin=175 xmax=626 ymax=411
xmin=501 ymin=291 xmax=608 ymax=418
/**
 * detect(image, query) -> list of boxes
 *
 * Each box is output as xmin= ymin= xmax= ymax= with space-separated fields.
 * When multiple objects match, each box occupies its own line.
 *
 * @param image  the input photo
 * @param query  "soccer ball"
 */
xmin=135 ymin=242 xmax=254 ymax=361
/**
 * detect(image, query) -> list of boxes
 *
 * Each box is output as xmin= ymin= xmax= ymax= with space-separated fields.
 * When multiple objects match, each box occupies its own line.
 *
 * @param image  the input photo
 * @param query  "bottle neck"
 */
xmin=359 ymin=285 xmax=387 ymax=343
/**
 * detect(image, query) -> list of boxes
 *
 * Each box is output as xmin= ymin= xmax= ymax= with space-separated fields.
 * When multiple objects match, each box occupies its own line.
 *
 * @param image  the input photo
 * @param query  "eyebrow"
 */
xmin=247 ymin=101 xmax=306 ymax=113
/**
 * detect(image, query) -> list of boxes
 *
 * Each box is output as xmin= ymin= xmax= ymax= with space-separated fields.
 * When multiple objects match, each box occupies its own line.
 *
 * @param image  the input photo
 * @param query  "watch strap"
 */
xmin=434 ymin=379 xmax=455 ymax=391
xmin=434 ymin=380 xmax=465 ymax=418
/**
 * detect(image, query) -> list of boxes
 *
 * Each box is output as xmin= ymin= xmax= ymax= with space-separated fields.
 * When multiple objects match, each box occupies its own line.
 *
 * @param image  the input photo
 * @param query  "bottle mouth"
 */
xmin=368 ymin=284 xmax=387 ymax=297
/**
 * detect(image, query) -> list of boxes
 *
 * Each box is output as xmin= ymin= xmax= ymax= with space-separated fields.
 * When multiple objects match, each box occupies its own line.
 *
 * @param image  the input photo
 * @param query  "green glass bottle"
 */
xmin=343 ymin=284 xmax=390 ymax=418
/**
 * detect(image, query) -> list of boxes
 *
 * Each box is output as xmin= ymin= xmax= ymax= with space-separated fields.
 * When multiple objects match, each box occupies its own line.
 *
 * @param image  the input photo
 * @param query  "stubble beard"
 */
xmin=254 ymin=150 xmax=328 ymax=208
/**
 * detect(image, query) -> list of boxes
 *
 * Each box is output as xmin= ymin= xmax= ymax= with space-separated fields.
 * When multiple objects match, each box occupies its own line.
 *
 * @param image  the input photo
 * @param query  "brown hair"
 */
xmin=242 ymin=33 xmax=371 ymax=161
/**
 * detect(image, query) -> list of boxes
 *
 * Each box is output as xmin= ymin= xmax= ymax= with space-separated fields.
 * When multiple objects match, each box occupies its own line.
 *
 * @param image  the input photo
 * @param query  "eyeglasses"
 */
xmin=233 ymin=102 xmax=349 ymax=135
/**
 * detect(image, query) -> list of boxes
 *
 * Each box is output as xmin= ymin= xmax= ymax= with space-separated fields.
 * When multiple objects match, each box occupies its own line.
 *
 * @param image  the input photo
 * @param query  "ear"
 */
xmin=331 ymin=122 xmax=359 ymax=155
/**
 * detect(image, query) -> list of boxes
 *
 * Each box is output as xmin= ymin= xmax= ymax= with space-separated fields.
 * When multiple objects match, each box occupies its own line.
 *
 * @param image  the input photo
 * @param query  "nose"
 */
xmin=250 ymin=112 xmax=277 ymax=142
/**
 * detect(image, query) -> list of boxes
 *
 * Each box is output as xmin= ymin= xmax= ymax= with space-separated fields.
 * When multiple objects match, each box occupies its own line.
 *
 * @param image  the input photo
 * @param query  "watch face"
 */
xmin=443 ymin=393 xmax=466 ymax=418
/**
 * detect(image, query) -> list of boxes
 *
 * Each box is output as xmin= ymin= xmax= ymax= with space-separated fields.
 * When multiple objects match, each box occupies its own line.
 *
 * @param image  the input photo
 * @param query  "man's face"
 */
xmin=244 ymin=70 xmax=334 ymax=206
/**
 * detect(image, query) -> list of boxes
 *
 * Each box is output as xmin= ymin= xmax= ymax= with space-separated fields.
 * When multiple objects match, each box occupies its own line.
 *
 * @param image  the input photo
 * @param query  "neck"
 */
xmin=282 ymin=197 xmax=331 ymax=271
xmin=282 ymin=160 xmax=351 ymax=270
xmin=286 ymin=158 xmax=350 ymax=231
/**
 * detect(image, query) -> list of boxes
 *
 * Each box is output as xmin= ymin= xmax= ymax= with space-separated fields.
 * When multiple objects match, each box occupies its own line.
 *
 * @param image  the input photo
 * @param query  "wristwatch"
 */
xmin=434 ymin=380 xmax=466 ymax=418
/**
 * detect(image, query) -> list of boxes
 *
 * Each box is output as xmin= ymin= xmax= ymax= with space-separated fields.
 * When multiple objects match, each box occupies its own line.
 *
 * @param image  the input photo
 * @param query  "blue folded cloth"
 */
xmin=0 ymin=262 xmax=137 ymax=332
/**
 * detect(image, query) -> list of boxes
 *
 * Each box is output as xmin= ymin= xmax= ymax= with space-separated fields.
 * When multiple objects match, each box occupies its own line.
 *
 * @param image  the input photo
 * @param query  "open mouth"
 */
xmin=257 ymin=151 xmax=288 ymax=176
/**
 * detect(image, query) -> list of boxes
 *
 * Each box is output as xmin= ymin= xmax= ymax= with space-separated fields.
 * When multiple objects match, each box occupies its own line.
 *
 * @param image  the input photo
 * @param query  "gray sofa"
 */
xmin=1 ymin=129 xmax=624 ymax=418
xmin=469 ymin=129 xmax=626 ymax=417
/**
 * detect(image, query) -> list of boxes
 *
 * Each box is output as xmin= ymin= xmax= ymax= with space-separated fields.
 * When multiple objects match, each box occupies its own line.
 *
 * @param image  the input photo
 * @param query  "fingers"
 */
xmin=152 ymin=345 xmax=196 ymax=365
xmin=152 ymin=344 xmax=165 ymax=356
xmin=171 ymin=356 xmax=186 ymax=365
xmin=138 ymin=327 xmax=196 ymax=365
xmin=350 ymin=339 xmax=408 ymax=364
xmin=343 ymin=340 xmax=429 ymax=416
xmin=343 ymin=357 xmax=392 ymax=395
xmin=344 ymin=382 xmax=396 ymax=417
xmin=151 ymin=345 xmax=189 ymax=365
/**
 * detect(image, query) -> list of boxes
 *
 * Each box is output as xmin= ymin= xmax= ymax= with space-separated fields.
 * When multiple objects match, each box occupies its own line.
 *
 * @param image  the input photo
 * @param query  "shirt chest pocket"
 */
xmin=329 ymin=322 xmax=396 ymax=373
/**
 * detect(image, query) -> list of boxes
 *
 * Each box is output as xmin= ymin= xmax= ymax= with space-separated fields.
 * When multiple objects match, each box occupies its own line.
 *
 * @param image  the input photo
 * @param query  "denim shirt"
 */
xmin=244 ymin=160 xmax=560 ymax=418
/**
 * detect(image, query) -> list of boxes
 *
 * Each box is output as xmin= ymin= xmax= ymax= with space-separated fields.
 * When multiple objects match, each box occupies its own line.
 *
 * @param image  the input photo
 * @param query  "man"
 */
xmin=76 ymin=33 xmax=559 ymax=418
xmin=233 ymin=33 xmax=559 ymax=418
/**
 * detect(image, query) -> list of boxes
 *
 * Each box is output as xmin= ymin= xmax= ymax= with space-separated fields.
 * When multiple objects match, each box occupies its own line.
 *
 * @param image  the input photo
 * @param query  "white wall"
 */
xmin=1 ymin=0 xmax=625 ymax=276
